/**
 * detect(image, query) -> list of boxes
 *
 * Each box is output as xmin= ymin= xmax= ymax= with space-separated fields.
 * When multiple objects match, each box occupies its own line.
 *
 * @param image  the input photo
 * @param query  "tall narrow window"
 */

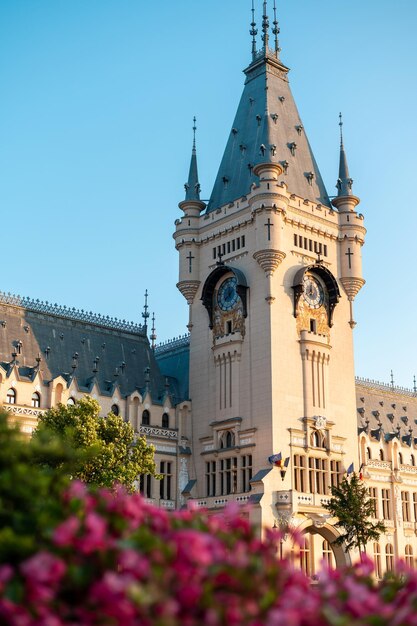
xmin=330 ymin=460 xmax=341 ymax=488
xmin=6 ymin=388 xmax=16 ymax=405
xmin=205 ymin=461 xmax=216 ymax=496
xmin=160 ymin=461 xmax=172 ymax=500
xmin=381 ymin=489 xmax=391 ymax=519
xmin=31 ymin=392 xmax=41 ymax=408
xmin=385 ymin=544 xmax=394 ymax=572
xmin=162 ymin=413 xmax=169 ymax=429
xmin=294 ymin=454 xmax=306 ymax=492
xmin=111 ymin=404 xmax=119 ymax=416
xmin=139 ymin=475 xmax=152 ymax=499
xmin=373 ymin=543 xmax=382 ymax=579
xmin=405 ymin=545 xmax=414 ymax=568
xmin=413 ymin=493 xmax=417 ymax=521
xmin=402 ymin=491 xmax=411 ymax=522
xmin=369 ymin=487 xmax=378 ymax=517
xmin=142 ymin=410 xmax=150 ymax=425
xmin=308 ymin=457 xmax=327 ymax=494
xmin=299 ymin=538 xmax=311 ymax=576
xmin=322 ymin=540 xmax=334 ymax=568
xmin=241 ymin=455 xmax=252 ymax=493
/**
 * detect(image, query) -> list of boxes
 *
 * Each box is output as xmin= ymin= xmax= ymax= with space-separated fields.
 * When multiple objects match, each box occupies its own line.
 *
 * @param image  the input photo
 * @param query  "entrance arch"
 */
xmin=295 ymin=518 xmax=351 ymax=571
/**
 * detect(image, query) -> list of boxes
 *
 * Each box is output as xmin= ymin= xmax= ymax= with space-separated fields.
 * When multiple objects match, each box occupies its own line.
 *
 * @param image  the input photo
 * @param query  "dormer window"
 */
xmin=6 ymin=388 xmax=16 ymax=405
xmin=31 ymin=392 xmax=40 ymax=408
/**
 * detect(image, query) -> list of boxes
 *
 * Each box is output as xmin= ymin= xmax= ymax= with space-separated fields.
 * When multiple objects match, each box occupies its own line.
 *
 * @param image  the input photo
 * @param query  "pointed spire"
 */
xmin=142 ymin=289 xmax=149 ymax=333
xmin=262 ymin=1 xmax=269 ymax=52
xmin=150 ymin=312 xmax=157 ymax=351
xmin=413 ymin=375 xmax=416 ymax=394
xmin=336 ymin=113 xmax=354 ymax=197
xmin=250 ymin=0 xmax=258 ymax=60
xmin=272 ymin=1 xmax=280 ymax=57
xmin=184 ymin=116 xmax=201 ymax=201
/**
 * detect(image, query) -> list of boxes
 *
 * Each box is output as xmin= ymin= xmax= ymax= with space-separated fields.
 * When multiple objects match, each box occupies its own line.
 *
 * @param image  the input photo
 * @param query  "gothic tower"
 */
xmin=174 ymin=2 xmax=365 ymax=564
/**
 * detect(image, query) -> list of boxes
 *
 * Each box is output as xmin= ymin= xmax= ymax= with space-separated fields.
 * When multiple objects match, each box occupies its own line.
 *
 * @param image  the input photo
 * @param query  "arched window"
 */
xmin=55 ymin=383 xmax=63 ymax=405
xmin=412 ymin=455 xmax=416 ymax=466
xmin=67 ymin=397 xmax=75 ymax=406
xmin=142 ymin=410 xmax=150 ymax=425
xmin=162 ymin=413 xmax=169 ymax=429
xmin=379 ymin=449 xmax=384 ymax=461
xmin=373 ymin=543 xmax=382 ymax=579
xmin=366 ymin=447 xmax=372 ymax=460
xmin=405 ymin=545 xmax=414 ymax=568
xmin=311 ymin=431 xmax=325 ymax=448
xmin=385 ymin=544 xmax=394 ymax=572
xmin=111 ymin=404 xmax=119 ymax=416
xmin=31 ymin=392 xmax=40 ymax=408
xmin=6 ymin=388 xmax=16 ymax=405
xmin=220 ymin=430 xmax=235 ymax=449
xmin=399 ymin=452 xmax=403 ymax=465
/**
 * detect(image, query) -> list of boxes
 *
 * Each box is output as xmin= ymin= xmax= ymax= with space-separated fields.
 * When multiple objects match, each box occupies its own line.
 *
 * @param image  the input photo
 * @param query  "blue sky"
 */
xmin=0 ymin=1 xmax=416 ymax=388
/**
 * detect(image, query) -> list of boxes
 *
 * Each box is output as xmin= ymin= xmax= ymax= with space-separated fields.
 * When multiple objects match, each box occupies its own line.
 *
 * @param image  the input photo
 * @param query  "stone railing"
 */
xmin=6 ymin=404 xmax=44 ymax=418
xmin=356 ymin=376 xmax=416 ymax=397
xmin=155 ymin=334 xmax=190 ymax=355
xmin=399 ymin=464 xmax=417 ymax=475
xmin=139 ymin=425 xmax=178 ymax=440
xmin=194 ymin=494 xmax=251 ymax=509
xmin=0 ymin=290 xmax=144 ymax=336
xmin=365 ymin=460 xmax=392 ymax=470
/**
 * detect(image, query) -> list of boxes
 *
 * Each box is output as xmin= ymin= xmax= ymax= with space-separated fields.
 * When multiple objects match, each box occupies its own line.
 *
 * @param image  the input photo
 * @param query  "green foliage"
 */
xmin=324 ymin=472 xmax=386 ymax=554
xmin=0 ymin=411 xmax=79 ymax=562
xmin=33 ymin=396 xmax=158 ymax=492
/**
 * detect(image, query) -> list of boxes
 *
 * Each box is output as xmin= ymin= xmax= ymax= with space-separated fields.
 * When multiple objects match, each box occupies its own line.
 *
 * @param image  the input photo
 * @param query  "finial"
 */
xmin=413 ymin=375 xmax=416 ymax=394
xmin=192 ymin=116 xmax=197 ymax=152
xmin=390 ymin=370 xmax=395 ymax=388
xmin=262 ymin=1 xmax=269 ymax=52
xmin=184 ymin=118 xmax=201 ymax=201
xmin=142 ymin=289 xmax=150 ymax=332
xmin=272 ymin=0 xmax=280 ymax=57
xmin=335 ymin=113 xmax=354 ymax=197
xmin=150 ymin=312 xmax=157 ymax=351
xmin=339 ymin=112 xmax=344 ymax=148
xmin=250 ymin=0 xmax=258 ymax=60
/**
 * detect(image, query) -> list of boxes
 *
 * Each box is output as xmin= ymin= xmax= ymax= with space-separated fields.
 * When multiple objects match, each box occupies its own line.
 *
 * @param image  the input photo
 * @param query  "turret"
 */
xmin=174 ymin=119 xmax=205 ymax=326
xmin=332 ymin=115 xmax=366 ymax=326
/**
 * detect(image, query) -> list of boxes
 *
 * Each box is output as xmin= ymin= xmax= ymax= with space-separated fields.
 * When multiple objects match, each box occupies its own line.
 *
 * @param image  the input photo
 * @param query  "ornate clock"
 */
xmin=217 ymin=277 xmax=239 ymax=312
xmin=303 ymin=275 xmax=324 ymax=309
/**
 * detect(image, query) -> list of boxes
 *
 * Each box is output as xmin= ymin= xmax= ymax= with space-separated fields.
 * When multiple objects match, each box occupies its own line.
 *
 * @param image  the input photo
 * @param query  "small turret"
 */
xmin=332 ymin=115 xmax=366 ymax=326
xmin=175 ymin=119 xmax=205 ymax=327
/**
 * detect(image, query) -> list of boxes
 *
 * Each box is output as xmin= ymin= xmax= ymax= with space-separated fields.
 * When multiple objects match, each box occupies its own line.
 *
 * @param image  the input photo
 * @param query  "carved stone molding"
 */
xmin=253 ymin=249 xmax=286 ymax=277
xmin=176 ymin=280 xmax=200 ymax=305
xmin=340 ymin=277 xmax=365 ymax=301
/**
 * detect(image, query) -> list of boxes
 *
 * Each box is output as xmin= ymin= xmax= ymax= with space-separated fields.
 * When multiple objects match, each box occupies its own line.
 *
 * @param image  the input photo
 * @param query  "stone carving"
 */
xmin=314 ymin=416 xmax=327 ymax=431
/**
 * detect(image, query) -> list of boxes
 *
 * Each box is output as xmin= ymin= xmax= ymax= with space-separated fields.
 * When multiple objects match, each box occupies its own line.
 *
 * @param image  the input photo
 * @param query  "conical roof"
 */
xmin=206 ymin=49 xmax=331 ymax=212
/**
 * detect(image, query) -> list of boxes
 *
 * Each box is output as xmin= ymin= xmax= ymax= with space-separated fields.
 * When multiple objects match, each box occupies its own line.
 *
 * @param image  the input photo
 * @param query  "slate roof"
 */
xmin=207 ymin=49 xmax=331 ymax=213
xmin=0 ymin=293 xmax=173 ymax=403
xmin=155 ymin=335 xmax=190 ymax=403
xmin=356 ymin=378 xmax=417 ymax=448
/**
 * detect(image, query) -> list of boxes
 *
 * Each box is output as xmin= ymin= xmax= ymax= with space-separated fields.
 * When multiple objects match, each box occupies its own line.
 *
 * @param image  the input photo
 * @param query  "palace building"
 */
xmin=2 ymin=3 xmax=417 ymax=577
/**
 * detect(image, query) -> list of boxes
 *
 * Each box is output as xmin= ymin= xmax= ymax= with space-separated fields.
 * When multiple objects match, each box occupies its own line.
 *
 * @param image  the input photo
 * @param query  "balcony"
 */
xmin=139 ymin=425 xmax=178 ymax=440
xmin=365 ymin=460 xmax=392 ymax=471
xmin=194 ymin=493 xmax=251 ymax=509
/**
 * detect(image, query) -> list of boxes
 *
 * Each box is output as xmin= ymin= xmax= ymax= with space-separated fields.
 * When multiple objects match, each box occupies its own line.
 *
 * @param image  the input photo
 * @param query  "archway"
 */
xmin=293 ymin=519 xmax=350 ymax=574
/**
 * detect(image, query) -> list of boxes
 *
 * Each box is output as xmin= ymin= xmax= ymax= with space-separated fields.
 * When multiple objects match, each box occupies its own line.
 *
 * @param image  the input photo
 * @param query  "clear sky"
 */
xmin=0 ymin=1 xmax=416 ymax=389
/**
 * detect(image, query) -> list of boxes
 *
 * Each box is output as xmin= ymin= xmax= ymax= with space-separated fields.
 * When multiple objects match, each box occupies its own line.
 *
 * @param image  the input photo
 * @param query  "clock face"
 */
xmin=217 ymin=277 xmax=239 ymax=311
xmin=303 ymin=275 xmax=324 ymax=309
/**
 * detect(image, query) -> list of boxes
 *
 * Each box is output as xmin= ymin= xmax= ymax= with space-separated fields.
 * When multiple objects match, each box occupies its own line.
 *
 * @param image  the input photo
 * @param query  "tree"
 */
xmin=324 ymin=472 xmax=386 ymax=557
xmin=0 ymin=410 xmax=79 ymax=562
xmin=33 ymin=396 xmax=158 ymax=492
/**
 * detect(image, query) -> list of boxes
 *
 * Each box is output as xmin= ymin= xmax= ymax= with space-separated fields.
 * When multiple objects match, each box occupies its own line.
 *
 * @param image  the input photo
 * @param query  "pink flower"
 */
xmin=52 ymin=515 xmax=80 ymax=547
xmin=77 ymin=512 xmax=108 ymax=554
xmin=21 ymin=552 xmax=66 ymax=587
